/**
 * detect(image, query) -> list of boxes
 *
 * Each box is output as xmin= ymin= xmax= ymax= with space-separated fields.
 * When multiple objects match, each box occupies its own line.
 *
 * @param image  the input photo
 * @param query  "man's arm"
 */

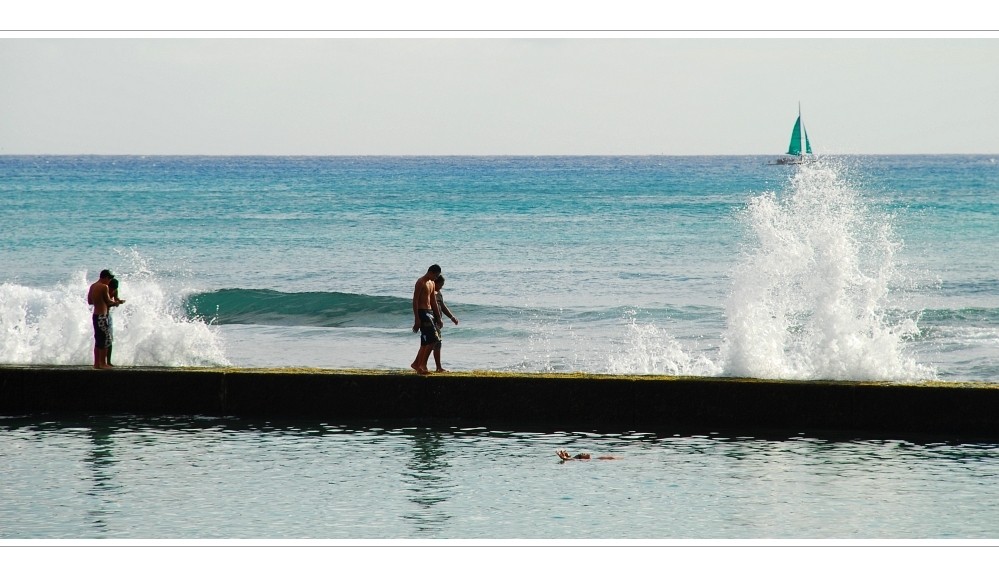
xmin=413 ymin=280 xmax=423 ymax=330
xmin=438 ymin=298 xmax=453 ymax=320
xmin=437 ymin=293 xmax=457 ymax=324
xmin=430 ymin=282 xmax=441 ymax=320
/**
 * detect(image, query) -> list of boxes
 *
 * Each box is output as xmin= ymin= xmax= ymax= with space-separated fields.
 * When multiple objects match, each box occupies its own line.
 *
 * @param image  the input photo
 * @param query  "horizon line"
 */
xmin=2 ymin=152 xmax=997 ymax=158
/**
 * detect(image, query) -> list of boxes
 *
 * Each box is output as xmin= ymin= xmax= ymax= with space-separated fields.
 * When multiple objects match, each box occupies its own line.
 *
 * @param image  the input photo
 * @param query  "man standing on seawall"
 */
xmin=411 ymin=264 xmax=443 ymax=374
xmin=88 ymin=269 xmax=120 ymax=369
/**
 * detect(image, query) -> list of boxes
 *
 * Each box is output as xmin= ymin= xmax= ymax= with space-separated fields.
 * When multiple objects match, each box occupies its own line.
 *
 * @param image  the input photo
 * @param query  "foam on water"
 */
xmin=721 ymin=161 xmax=934 ymax=381
xmin=606 ymin=316 xmax=720 ymax=376
xmin=0 ymin=267 xmax=229 ymax=367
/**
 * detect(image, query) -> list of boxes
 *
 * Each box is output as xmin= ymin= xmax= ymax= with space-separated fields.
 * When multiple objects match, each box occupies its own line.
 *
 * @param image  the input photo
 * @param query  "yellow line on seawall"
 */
xmin=2 ymin=365 xmax=998 ymax=437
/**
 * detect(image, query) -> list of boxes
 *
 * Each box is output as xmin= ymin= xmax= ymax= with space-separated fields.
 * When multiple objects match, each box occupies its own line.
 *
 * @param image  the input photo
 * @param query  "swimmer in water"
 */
xmin=557 ymin=450 xmax=619 ymax=461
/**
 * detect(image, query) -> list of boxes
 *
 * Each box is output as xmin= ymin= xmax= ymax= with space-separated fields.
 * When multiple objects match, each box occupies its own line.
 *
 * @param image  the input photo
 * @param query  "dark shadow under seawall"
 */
xmin=3 ymin=366 xmax=999 ymax=438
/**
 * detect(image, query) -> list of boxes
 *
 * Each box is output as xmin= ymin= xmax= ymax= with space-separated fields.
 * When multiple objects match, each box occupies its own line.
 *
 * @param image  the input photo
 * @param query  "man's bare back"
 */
xmin=88 ymin=280 xmax=113 ymax=315
xmin=413 ymin=276 xmax=435 ymax=311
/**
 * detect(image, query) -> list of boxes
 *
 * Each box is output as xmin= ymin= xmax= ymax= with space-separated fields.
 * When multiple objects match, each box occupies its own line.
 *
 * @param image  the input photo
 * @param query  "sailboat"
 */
xmin=772 ymin=104 xmax=813 ymax=165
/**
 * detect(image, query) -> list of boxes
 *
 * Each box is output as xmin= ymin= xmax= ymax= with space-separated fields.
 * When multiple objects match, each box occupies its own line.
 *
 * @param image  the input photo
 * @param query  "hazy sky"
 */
xmin=2 ymin=38 xmax=997 ymax=155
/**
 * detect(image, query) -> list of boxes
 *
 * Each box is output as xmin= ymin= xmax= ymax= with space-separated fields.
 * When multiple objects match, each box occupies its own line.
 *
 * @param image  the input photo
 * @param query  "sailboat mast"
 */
xmin=797 ymin=102 xmax=803 ymax=159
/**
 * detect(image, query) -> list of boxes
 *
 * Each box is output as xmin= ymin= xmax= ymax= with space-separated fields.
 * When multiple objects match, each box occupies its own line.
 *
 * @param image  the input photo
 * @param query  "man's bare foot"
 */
xmin=411 ymin=362 xmax=429 ymax=374
xmin=93 ymin=364 xmax=113 ymax=370
xmin=435 ymin=367 xmax=448 ymax=373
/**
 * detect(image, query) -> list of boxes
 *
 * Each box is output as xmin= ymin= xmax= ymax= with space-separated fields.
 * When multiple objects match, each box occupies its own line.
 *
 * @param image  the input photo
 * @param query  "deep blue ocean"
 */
xmin=2 ymin=155 xmax=997 ymax=381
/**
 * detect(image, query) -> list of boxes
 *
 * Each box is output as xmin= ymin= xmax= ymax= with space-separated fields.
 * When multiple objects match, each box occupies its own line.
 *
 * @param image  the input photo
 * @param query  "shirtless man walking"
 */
xmin=411 ymin=264 xmax=443 ymax=374
xmin=88 ymin=269 xmax=121 ymax=369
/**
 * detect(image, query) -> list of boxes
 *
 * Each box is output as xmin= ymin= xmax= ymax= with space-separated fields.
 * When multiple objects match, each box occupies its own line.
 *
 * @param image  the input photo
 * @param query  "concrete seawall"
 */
xmin=3 ymin=366 xmax=999 ymax=437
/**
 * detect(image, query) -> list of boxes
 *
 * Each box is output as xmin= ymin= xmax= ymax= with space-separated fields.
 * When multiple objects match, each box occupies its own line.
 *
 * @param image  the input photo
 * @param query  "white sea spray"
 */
xmin=721 ymin=161 xmax=934 ymax=381
xmin=606 ymin=315 xmax=719 ymax=376
xmin=0 ymin=267 xmax=229 ymax=367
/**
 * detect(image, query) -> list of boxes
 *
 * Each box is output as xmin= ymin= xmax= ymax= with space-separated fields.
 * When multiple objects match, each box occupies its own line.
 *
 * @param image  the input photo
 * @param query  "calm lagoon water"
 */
xmin=4 ymin=415 xmax=999 ymax=539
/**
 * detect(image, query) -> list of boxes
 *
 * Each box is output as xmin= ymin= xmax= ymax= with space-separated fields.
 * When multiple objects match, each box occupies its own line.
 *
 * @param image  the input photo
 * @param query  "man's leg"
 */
xmin=411 ymin=348 xmax=423 ymax=372
xmin=433 ymin=344 xmax=444 ymax=371
xmin=412 ymin=344 xmax=432 ymax=374
xmin=94 ymin=346 xmax=109 ymax=369
xmin=422 ymin=344 xmax=436 ymax=372
xmin=411 ymin=347 xmax=424 ymax=373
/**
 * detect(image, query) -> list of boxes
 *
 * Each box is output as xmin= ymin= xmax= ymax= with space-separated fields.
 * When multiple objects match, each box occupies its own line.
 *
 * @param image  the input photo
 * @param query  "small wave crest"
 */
xmin=918 ymin=307 xmax=999 ymax=325
xmin=185 ymin=289 xmax=413 ymax=328
xmin=185 ymin=289 xmax=616 ymax=329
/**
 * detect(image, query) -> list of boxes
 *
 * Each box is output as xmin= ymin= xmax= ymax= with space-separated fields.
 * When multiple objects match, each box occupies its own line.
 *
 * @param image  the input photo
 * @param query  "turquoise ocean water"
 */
xmin=1 ymin=155 xmax=996 ymax=380
xmin=3 ymin=155 xmax=999 ymax=539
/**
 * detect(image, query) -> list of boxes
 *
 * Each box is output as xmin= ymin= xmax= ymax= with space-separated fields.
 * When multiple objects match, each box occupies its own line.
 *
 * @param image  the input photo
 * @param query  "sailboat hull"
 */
xmin=770 ymin=155 xmax=810 ymax=165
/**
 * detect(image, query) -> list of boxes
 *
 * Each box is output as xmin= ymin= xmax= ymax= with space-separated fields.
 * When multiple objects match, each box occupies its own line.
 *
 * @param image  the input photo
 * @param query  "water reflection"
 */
xmin=4 ymin=416 xmax=999 ymax=538
xmin=401 ymin=428 xmax=454 ymax=533
xmin=84 ymin=422 xmax=119 ymax=535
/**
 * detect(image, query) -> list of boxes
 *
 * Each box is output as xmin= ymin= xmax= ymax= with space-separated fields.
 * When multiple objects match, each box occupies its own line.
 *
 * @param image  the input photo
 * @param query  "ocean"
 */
xmin=2 ymin=155 xmax=996 ymax=381
xmin=3 ymin=155 xmax=999 ymax=541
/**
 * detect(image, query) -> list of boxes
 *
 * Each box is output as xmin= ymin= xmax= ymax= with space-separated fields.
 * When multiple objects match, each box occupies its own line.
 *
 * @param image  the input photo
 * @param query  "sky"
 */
xmin=2 ymin=35 xmax=998 ymax=155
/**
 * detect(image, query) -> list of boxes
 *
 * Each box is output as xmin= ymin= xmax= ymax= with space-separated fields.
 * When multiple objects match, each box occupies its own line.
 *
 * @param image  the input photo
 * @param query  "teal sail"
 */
xmin=771 ymin=104 xmax=814 ymax=165
xmin=787 ymin=114 xmax=812 ymax=156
